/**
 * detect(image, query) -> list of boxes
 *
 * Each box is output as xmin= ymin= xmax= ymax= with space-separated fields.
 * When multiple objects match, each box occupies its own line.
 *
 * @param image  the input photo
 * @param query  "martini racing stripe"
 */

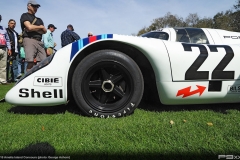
xmin=70 ymin=34 xmax=113 ymax=61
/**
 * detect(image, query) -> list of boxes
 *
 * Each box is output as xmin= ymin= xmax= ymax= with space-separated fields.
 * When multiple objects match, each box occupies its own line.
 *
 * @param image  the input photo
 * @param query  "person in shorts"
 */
xmin=20 ymin=0 xmax=47 ymax=72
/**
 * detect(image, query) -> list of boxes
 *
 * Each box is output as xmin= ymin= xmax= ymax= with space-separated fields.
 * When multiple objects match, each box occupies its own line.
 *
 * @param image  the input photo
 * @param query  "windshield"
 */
xmin=141 ymin=32 xmax=169 ymax=40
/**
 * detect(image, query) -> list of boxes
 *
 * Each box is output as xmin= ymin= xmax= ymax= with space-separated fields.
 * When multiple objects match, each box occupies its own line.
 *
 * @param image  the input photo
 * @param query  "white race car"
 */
xmin=4 ymin=27 xmax=240 ymax=118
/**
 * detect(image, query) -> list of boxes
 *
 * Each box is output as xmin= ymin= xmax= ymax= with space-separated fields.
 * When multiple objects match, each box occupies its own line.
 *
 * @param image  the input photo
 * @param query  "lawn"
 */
xmin=0 ymin=84 xmax=240 ymax=160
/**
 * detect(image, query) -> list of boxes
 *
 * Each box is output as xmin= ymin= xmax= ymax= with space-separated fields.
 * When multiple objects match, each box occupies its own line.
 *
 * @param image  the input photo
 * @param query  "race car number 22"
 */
xmin=182 ymin=43 xmax=234 ymax=80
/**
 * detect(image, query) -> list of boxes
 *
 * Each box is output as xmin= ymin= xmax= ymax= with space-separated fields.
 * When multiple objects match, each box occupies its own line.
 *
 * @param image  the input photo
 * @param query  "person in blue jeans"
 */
xmin=6 ymin=19 xmax=21 ymax=82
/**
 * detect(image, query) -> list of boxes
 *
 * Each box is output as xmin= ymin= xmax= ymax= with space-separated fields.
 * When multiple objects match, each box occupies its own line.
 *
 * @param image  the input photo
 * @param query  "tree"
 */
xmin=231 ymin=0 xmax=240 ymax=31
xmin=213 ymin=10 xmax=233 ymax=31
xmin=136 ymin=1 xmax=239 ymax=35
xmin=136 ymin=12 xmax=184 ymax=35
xmin=163 ymin=12 xmax=185 ymax=27
xmin=195 ymin=17 xmax=214 ymax=28
xmin=185 ymin=13 xmax=200 ymax=27
xmin=137 ymin=27 xmax=148 ymax=36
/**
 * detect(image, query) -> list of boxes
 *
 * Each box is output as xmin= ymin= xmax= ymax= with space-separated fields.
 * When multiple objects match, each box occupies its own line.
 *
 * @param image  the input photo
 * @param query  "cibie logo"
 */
xmin=34 ymin=77 xmax=62 ymax=87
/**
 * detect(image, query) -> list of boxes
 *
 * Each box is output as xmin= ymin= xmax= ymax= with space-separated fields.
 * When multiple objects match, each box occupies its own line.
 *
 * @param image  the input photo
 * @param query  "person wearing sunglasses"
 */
xmin=20 ymin=0 xmax=47 ymax=72
xmin=88 ymin=32 xmax=93 ymax=37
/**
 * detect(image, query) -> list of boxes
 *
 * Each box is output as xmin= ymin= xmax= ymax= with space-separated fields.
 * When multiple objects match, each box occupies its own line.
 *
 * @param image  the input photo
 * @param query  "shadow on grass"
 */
xmin=7 ymin=98 xmax=240 ymax=116
xmin=7 ymin=100 xmax=84 ymax=116
xmin=6 ymin=142 xmax=55 ymax=156
xmin=138 ymin=98 xmax=240 ymax=114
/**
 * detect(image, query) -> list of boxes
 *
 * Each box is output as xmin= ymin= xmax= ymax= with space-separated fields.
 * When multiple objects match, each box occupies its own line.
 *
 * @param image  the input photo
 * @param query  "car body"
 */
xmin=5 ymin=28 xmax=240 ymax=118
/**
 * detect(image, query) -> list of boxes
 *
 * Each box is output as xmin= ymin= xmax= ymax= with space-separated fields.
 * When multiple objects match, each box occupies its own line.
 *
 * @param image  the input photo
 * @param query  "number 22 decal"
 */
xmin=182 ymin=43 xmax=235 ymax=80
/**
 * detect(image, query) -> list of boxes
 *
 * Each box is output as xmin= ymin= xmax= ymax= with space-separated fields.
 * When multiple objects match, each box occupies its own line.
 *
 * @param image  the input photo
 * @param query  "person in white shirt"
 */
xmin=0 ymin=15 xmax=12 ymax=84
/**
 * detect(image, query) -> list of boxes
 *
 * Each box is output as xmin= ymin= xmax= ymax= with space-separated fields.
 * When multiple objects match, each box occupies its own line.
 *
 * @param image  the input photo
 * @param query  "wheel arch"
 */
xmin=67 ymin=41 xmax=161 ymax=104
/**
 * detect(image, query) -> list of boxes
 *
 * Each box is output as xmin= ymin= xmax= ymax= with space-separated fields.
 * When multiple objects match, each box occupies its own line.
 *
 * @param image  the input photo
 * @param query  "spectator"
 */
xmin=61 ymin=24 xmax=80 ymax=47
xmin=20 ymin=0 xmax=47 ymax=72
xmin=6 ymin=19 xmax=21 ymax=82
xmin=88 ymin=32 xmax=93 ymax=37
xmin=42 ymin=24 xmax=57 ymax=56
xmin=0 ymin=15 xmax=12 ymax=85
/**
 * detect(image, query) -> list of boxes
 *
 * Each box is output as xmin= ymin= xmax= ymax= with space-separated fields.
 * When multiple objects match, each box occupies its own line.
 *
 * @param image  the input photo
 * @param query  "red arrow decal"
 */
xmin=176 ymin=85 xmax=206 ymax=98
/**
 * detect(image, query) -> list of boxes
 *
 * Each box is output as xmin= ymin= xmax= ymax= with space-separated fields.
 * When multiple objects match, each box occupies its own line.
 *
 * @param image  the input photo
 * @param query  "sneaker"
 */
xmin=0 ymin=81 xmax=8 ymax=85
xmin=16 ymin=74 xmax=22 ymax=79
xmin=1 ymin=83 xmax=9 ymax=85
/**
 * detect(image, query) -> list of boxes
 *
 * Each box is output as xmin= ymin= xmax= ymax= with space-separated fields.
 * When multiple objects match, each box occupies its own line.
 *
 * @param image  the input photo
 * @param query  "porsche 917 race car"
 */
xmin=4 ymin=27 xmax=240 ymax=118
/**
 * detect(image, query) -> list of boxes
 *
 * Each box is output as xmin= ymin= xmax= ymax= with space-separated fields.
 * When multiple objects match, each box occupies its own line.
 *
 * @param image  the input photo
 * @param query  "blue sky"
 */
xmin=0 ymin=0 xmax=236 ymax=49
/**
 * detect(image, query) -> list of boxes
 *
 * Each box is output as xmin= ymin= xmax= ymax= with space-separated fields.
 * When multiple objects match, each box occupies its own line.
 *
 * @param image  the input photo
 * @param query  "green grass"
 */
xmin=0 ymin=85 xmax=240 ymax=159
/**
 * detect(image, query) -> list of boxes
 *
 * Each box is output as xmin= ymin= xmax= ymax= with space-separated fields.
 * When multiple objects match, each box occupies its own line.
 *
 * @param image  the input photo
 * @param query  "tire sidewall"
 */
xmin=72 ymin=50 xmax=144 ymax=118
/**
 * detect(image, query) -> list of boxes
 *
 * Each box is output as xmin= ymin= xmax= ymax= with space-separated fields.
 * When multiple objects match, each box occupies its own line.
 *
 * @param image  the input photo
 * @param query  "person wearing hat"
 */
xmin=61 ymin=24 xmax=80 ymax=48
xmin=20 ymin=0 xmax=47 ymax=72
xmin=42 ymin=24 xmax=57 ymax=56
xmin=0 ymin=15 xmax=12 ymax=85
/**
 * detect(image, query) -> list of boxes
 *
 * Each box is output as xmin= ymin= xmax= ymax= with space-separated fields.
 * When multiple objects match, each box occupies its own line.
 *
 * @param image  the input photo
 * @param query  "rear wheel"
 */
xmin=72 ymin=50 xmax=144 ymax=118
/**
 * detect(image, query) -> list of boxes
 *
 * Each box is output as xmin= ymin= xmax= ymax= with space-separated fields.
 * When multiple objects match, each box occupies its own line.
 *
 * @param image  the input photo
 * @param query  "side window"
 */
xmin=157 ymin=32 xmax=169 ymax=40
xmin=175 ymin=29 xmax=190 ymax=43
xmin=141 ymin=32 xmax=169 ymax=40
xmin=185 ymin=28 xmax=209 ymax=44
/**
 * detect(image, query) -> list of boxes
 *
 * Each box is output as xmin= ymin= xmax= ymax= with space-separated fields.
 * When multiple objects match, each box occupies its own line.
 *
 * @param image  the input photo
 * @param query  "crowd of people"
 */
xmin=0 ymin=0 xmax=89 ymax=85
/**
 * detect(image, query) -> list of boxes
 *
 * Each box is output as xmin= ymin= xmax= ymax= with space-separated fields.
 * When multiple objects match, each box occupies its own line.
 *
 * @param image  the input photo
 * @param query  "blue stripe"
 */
xmin=96 ymin=35 xmax=102 ymax=40
xmin=70 ymin=41 xmax=79 ymax=61
xmin=78 ymin=39 xmax=83 ymax=49
xmin=70 ymin=34 xmax=113 ymax=61
xmin=107 ymin=34 xmax=113 ymax=38
xmin=83 ymin=38 xmax=89 ymax=46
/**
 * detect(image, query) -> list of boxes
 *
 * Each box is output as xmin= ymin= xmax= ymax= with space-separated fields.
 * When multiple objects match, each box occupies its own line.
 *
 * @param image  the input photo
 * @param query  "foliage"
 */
xmin=231 ymin=0 xmax=240 ymax=32
xmin=137 ymin=12 xmax=185 ymax=36
xmin=213 ymin=10 xmax=233 ymax=31
xmin=195 ymin=17 xmax=214 ymax=28
xmin=185 ymin=13 xmax=200 ymax=27
xmin=137 ymin=1 xmax=240 ymax=35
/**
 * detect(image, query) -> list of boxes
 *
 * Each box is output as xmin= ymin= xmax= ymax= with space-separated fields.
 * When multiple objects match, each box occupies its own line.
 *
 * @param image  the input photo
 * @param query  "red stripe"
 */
xmin=89 ymin=36 xmax=97 ymax=43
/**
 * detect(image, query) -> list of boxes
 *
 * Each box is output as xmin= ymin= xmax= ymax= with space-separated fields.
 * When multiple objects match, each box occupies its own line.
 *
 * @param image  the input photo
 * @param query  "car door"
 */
xmin=166 ymin=41 xmax=240 ymax=81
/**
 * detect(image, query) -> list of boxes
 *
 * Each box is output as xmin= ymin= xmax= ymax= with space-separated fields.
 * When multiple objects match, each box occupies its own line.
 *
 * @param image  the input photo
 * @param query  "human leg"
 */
xmin=24 ymin=61 xmax=28 ymax=74
xmin=0 ymin=48 xmax=7 ymax=83
xmin=12 ymin=55 xmax=18 ymax=81
xmin=15 ymin=55 xmax=23 ymax=79
xmin=6 ymin=55 xmax=10 ymax=81
xmin=23 ymin=38 xmax=37 ymax=71
xmin=26 ymin=62 xmax=35 ymax=72
xmin=36 ymin=41 xmax=47 ymax=61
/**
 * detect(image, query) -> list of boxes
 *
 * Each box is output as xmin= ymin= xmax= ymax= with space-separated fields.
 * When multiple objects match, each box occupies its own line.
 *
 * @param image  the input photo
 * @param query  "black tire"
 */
xmin=72 ymin=50 xmax=144 ymax=118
